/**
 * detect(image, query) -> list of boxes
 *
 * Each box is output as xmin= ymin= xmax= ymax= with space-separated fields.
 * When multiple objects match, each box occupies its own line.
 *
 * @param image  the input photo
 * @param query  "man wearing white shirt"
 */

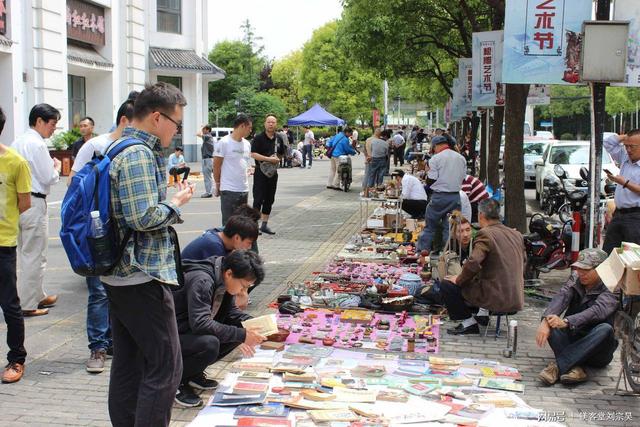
xmin=392 ymin=170 xmax=428 ymax=218
xmin=11 ymin=104 xmax=61 ymax=316
xmin=214 ymin=114 xmax=253 ymax=225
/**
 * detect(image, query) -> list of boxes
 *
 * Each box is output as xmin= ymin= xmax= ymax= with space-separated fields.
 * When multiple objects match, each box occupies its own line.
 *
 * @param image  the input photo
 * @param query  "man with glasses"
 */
xmin=101 ymin=82 xmax=194 ymax=426
xmin=603 ymin=130 xmax=640 ymax=253
xmin=172 ymin=250 xmax=266 ymax=407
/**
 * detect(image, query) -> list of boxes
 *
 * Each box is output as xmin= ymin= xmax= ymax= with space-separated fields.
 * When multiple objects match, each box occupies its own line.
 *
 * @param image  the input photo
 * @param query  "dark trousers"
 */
xmin=394 ymin=144 xmax=405 ymax=166
xmin=220 ymin=191 xmax=249 ymax=226
xmin=302 ymin=145 xmax=313 ymax=167
xmin=0 ymin=246 xmax=26 ymax=364
xmin=603 ymin=211 xmax=640 ymax=254
xmin=439 ymin=279 xmax=474 ymax=320
xmin=169 ymin=166 xmax=190 ymax=182
xmin=253 ymin=168 xmax=278 ymax=216
xmin=368 ymin=157 xmax=387 ymax=187
xmin=402 ymin=199 xmax=428 ymax=219
xmin=548 ymin=323 xmax=618 ymax=375
xmin=180 ymin=334 xmax=241 ymax=384
xmin=105 ymin=282 xmax=182 ymax=427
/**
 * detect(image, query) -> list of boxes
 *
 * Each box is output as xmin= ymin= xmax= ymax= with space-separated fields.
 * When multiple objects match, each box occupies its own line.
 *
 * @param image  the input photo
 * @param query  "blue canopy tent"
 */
xmin=287 ymin=103 xmax=345 ymax=126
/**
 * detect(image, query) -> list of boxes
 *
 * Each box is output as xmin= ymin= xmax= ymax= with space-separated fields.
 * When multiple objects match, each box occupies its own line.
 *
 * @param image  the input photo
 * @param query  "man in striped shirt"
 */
xmin=461 ymin=175 xmax=490 ymax=222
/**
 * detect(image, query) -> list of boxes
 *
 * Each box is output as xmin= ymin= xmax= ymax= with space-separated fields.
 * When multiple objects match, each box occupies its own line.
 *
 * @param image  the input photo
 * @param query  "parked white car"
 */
xmin=524 ymin=140 xmax=550 ymax=185
xmin=535 ymin=140 xmax=619 ymax=200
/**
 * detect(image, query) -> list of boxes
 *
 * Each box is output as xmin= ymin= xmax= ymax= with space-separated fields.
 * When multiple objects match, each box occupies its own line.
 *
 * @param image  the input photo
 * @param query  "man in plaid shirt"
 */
xmin=101 ymin=82 xmax=194 ymax=426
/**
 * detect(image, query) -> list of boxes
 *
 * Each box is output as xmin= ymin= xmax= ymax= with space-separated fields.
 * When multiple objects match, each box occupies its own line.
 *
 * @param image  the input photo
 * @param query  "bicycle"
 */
xmin=614 ymin=290 xmax=640 ymax=394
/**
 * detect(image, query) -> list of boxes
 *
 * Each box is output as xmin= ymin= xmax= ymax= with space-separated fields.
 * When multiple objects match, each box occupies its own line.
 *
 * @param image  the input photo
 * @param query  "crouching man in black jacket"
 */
xmin=172 ymin=250 xmax=267 ymax=407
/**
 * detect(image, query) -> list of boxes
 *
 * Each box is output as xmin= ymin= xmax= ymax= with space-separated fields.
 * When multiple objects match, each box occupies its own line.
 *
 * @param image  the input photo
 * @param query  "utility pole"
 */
xmin=587 ymin=0 xmax=611 ymax=248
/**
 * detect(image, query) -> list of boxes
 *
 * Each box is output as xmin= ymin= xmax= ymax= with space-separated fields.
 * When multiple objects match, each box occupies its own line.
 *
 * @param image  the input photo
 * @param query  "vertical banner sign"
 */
xmin=0 ymin=0 xmax=6 ymax=35
xmin=458 ymin=59 xmax=473 ymax=112
xmin=503 ymin=0 xmax=592 ymax=84
xmin=472 ymin=31 xmax=504 ymax=107
xmin=614 ymin=0 xmax=640 ymax=87
xmin=451 ymin=79 xmax=463 ymax=120
xmin=445 ymin=99 xmax=452 ymax=124
xmin=372 ymin=109 xmax=380 ymax=127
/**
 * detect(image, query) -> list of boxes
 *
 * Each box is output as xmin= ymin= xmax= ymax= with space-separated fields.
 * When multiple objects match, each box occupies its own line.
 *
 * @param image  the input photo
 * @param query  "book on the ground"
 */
xmin=236 ymin=417 xmax=292 ymax=427
xmin=477 ymin=377 xmax=524 ymax=393
xmin=231 ymin=361 xmax=273 ymax=373
xmin=233 ymin=403 xmax=290 ymax=418
xmin=308 ymin=409 xmax=358 ymax=422
xmin=208 ymin=391 xmax=267 ymax=406
xmin=242 ymin=314 xmax=279 ymax=337
xmin=233 ymin=381 xmax=270 ymax=395
xmin=333 ymin=387 xmax=377 ymax=403
xmin=238 ymin=371 xmax=273 ymax=382
xmin=282 ymin=371 xmax=316 ymax=383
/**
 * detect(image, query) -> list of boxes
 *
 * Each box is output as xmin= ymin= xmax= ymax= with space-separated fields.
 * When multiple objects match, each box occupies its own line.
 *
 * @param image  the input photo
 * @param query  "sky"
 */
xmin=207 ymin=0 xmax=344 ymax=59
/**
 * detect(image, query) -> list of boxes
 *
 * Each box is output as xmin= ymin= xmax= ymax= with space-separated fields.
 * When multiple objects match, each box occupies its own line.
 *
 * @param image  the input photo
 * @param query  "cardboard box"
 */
xmin=596 ymin=247 xmax=640 ymax=295
xmin=366 ymin=218 xmax=384 ymax=229
xmin=384 ymin=214 xmax=403 ymax=229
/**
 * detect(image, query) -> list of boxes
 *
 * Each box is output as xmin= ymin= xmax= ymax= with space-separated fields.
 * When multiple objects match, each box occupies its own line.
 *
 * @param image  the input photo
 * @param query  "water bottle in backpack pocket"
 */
xmin=87 ymin=210 xmax=117 ymax=272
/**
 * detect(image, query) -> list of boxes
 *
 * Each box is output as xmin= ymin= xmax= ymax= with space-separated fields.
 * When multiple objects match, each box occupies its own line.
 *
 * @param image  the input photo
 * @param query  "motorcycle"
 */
xmin=523 ymin=213 xmax=573 ymax=280
xmin=337 ymin=155 xmax=352 ymax=192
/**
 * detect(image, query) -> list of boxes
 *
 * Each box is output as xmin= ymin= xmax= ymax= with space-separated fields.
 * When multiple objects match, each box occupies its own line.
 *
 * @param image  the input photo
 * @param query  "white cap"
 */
xmin=90 ymin=210 xmax=100 ymax=219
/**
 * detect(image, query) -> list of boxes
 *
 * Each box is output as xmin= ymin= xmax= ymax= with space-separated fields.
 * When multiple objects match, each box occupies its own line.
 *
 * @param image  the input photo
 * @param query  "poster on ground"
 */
xmin=503 ymin=0 xmax=592 ymax=84
xmin=472 ymin=31 xmax=505 ymax=107
xmin=614 ymin=0 xmax=640 ymax=87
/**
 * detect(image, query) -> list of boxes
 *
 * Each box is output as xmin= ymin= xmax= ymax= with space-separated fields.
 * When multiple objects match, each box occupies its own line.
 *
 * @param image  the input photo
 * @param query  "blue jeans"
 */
xmin=302 ymin=145 xmax=313 ymax=167
xmin=86 ymin=276 xmax=111 ymax=351
xmin=417 ymin=192 xmax=461 ymax=252
xmin=548 ymin=323 xmax=618 ymax=375
xmin=368 ymin=157 xmax=387 ymax=187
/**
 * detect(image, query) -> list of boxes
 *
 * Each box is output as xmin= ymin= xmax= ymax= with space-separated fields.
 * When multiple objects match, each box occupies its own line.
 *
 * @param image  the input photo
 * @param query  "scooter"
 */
xmin=337 ymin=155 xmax=352 ymax=192
xmin=523 ymin=213 xmax=573 ymax=280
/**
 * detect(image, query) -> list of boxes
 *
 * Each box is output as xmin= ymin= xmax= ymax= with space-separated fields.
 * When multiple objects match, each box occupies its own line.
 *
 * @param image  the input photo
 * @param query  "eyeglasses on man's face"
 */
xmin=159 ymin=111 xmax=182 ymax=134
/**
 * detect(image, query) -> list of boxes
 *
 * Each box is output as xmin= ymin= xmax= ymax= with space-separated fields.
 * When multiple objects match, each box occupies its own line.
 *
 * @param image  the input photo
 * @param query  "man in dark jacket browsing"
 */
xmin=536 ymin=248 xmax=618 ymax=386
xmin=172 ymin=250 xmax=266 ymax=407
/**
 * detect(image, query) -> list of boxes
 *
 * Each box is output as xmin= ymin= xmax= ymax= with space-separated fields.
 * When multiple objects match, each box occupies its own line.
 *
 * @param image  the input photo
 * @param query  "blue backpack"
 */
xmin=60 ymin=137 xmax=143 ymax=276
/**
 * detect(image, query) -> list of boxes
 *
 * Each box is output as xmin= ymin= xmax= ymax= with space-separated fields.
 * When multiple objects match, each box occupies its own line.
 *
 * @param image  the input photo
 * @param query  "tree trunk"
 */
xmin=479 ymin=110 xmax=488 ymax=181
xmin=504 ymin=84 xmax=530 ymax=233
xmin=488 ymin=106 xmax=504 ymax=190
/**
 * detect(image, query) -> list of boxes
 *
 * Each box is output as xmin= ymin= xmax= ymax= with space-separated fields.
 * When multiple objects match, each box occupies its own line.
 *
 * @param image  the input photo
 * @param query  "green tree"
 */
xmin=208 ymin=40 xmax=264 ymax=106
xmin=299 ymin=21 xmax=382 ymax=124
xmin=270 ymin=50 xmax=304 ymax=117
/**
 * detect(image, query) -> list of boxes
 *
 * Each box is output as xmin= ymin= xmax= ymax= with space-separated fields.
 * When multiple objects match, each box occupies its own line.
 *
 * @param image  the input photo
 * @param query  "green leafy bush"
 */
xmin=50 ymin=128 xmax=81 ymax=150
xmin=559 ymin=132 xmax=575 ymax=141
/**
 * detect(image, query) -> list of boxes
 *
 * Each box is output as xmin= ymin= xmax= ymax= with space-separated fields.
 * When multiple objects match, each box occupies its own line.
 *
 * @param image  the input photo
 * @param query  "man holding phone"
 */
xmin=602 ymin=131 xmax=640 ymax=253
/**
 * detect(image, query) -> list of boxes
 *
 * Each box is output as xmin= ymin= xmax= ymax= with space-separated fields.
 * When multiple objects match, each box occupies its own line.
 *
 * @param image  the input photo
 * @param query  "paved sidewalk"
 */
xmin=0 ymin=156 xmax=637 ymax=426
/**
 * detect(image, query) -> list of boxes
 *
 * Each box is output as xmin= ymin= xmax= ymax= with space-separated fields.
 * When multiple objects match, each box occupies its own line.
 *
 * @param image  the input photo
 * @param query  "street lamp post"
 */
xmin=302 ymin=98 xmax=308 ymax=111
xmin=234 ymin=99 xmax=240 ymax=114
xmin=370 ymin=96 xmax=377 ymax=129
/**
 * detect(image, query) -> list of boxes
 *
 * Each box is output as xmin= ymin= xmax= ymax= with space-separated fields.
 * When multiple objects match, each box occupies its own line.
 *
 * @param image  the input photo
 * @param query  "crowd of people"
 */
xmin=2 ymin=80 xmax=640 ymax=426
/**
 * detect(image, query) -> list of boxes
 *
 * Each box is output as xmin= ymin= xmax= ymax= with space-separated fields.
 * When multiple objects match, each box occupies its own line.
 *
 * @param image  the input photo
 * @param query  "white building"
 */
xmin=0 ymin=0 xmax=224 ymax=161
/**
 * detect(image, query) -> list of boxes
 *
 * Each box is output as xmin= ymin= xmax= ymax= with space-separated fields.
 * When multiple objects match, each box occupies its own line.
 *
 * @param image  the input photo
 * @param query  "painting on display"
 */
xmin=472 ymin=31 xmax=505 ymax=107
xmin=503 ymin=0 xmax=592 ymax=84
xmin=614 ymin=0 xmax=640 ymax=87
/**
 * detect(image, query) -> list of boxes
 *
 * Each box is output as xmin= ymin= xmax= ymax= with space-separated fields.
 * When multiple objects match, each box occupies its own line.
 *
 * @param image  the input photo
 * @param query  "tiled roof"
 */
xmin=67 ymin=44 xmax=113 ymax=69
xmin=149 ymin=47 xmax=225 ymax=77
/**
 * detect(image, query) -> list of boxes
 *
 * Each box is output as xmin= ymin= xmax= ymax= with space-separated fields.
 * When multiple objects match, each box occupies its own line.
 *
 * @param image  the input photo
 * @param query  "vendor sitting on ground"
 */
xmin=440 ymin=199 xmax=525 ymax=335
xmin=172 ymin=250 xmax=267 ymax=407
xmin=536 ymin=248 xmax=618 ymax=386
xmin=392 ymin=169 xmax=428 ymax=219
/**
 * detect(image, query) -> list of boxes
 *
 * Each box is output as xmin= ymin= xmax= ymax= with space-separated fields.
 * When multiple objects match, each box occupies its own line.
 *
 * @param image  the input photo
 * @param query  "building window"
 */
xmin=157 ymin=0 xmax=181 ymax=34
xmin=157 ymin=75 xmax=183 ymax=150
xmin=68 ymin=75 xmax=86 ymax=129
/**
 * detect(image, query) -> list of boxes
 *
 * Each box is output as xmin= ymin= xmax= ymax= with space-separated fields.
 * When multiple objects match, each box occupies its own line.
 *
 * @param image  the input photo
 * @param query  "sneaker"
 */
xmin=538 ymin=361 xmax=559 ymax=386
xmin=188 ymin=373 xmax=219 ymax=391
xmin=175 ymin=384 xmax=203 ymax=408
xmin=474 ymin=315 xmax=489 ymax=327
xmin=86 ymin=349 xmax=106 ymax=373
xmin=200 ymin=193 xmax=212 ymax=198
xmin=446 ymin=323 xmax=480 ymax=335
xmin=560 ymin=366 xmax=588 ymax=384
xmin=261 ymin=225 xmax=276 ymax=235
xmin=2 ymin=362 xmax=24 ymax=383
xmin=307 ymin=165 xmax=311 ymax=169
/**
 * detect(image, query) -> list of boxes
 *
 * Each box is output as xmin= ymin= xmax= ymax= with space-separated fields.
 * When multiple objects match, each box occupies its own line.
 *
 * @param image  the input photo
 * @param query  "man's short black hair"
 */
xmin=283 ymin=125 xmax=289 ymax=129
xmin=203 ymin=124 xmax=212 ymax=132
xmin=133 ymin=82 xmax=187 ymax=120
xmin=223 ymin=215 xmax=259 ymax=241
xmin=232 ymin=204 xmax=261 ymax=223
xmin=478 ymin=199 xmax=501 ymax=220
xmin=79 ymin=116 xmax=95 ymax=126
xmin=115 ymin=92 xmax=139 ymax=125
xmin=175 ymin=146 xmax=183 ymax=152
xmin=28 ymin=104 xmax=60 ymax=127
xmin=344 ymin=127 xmax=353 ymax=135
xmin=0 ymin=107 xmax=5 ymax=135
xmin=233 ymin=113 xmax=252 ymax=128
xmin=392 ymin=169 xmax=405 ymax=177
xmin=627 ymin=129 xmax=640 ymax=138
xmin=222 ymin=250 xmax=265 ymax=286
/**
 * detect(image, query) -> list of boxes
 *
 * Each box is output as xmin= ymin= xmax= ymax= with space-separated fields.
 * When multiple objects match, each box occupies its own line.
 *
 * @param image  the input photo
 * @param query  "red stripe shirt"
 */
xmin=461 ymin=175 xmax=489 ymax=203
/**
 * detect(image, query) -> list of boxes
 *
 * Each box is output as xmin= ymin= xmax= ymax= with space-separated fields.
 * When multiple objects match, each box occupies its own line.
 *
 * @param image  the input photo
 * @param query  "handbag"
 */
xmin=326 ymin=134 xmax=345 ymax=159
xmin=259 ymin=160 xmax=278 ymax=178
xmin=435 ymin=214 xmax=470 ymax=281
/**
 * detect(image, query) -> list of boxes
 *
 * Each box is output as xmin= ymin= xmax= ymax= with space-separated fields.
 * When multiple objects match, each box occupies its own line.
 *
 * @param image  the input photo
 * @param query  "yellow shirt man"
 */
xmin=0 ymin=147 xmax=32 ymax=247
